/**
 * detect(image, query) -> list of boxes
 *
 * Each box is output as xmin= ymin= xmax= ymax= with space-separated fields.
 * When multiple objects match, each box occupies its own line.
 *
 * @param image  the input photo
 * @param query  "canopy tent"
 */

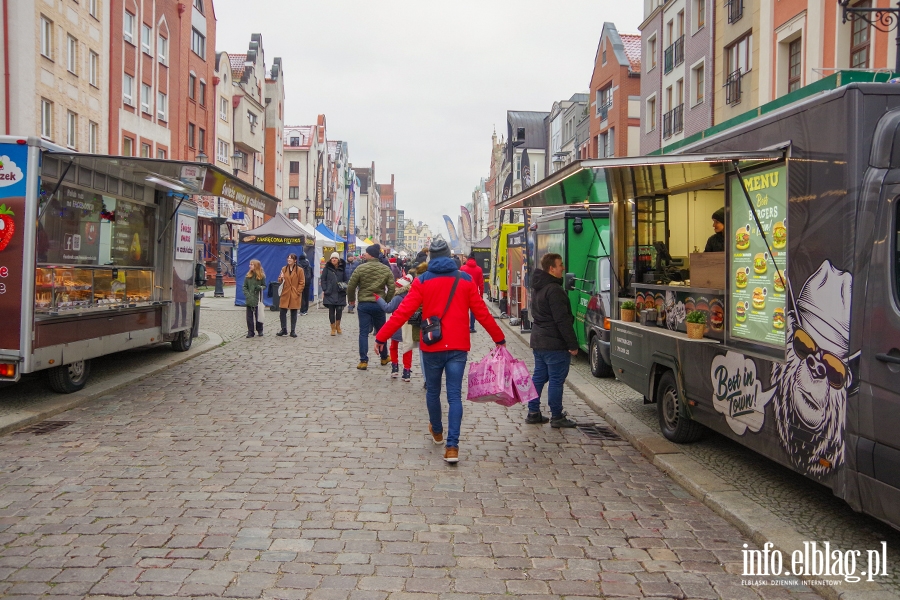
xmin=235 ymin=213 xmax=315 ymax=307
xmin=472 ymin=235 xmax=492 ymax=249
xmin=291 ymin=219 xmax=317 ymax=238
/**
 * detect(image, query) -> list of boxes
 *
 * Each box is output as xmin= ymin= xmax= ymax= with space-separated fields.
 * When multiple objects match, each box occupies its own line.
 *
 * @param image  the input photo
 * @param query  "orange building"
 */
xmin=588 ymin=23 xmax=641 ymax=158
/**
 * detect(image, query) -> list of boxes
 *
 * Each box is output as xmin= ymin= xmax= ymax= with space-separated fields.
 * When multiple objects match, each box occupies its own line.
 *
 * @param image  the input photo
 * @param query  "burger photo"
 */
xmin=772 ymin=221 xmax=787 ymax=249
xmin=735 ymin=268 xmax=748 ymax=289
xmin=735 ymin=227 xmax=750 ymax=250
xmin=773 ymin=307 xmax=785 ymax=330
xmin=752 ymin=287 xmax=766 ymax=310
xmin=754 ymin=253 xmax=767 ymax=274
xmin=710 ymin=300 xmax=725 ymax=331
xmin=773 ymin=270 xmax=785 ymax=293
xmin=736 ymin=302 xmax=747 ymax=322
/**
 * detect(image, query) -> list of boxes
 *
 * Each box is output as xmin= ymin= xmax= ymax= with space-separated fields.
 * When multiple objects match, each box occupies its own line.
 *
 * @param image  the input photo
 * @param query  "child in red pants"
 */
xmin=376 ymin=274 xmax=415 ymax=381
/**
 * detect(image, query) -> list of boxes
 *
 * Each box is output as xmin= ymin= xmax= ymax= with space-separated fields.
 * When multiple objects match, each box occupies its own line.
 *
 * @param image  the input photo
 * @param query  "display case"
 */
xmin=34 ymin=267 xmax=155 ymax=314
xmin=37 ymin=268 xmax=94 ymax=312
xmin=126 ymin=270 xmax=153 ymax=304
xmin=93 ymin=269 xmax=126 ymax=306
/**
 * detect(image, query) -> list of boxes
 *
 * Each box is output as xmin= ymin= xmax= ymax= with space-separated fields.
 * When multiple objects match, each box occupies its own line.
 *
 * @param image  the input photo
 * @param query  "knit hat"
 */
xmin=395 ymin=274 xmax=414 ymax=288
xmin=366 ymin=244 xmax=381 ymax=258
xmin=330 ymin=252 xmax=340 ymax=260
xmin=429 ymin=239 xmax=451 ymax=259
xmin=712 ymin=207 xmax=725 ymax=225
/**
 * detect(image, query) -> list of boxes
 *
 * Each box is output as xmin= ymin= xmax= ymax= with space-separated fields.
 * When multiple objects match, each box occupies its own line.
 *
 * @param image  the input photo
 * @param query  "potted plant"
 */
xmin=686 ymin=310 xmax=707 ymax=339
xmin=620 ymin=300 xmax=636 ymax=323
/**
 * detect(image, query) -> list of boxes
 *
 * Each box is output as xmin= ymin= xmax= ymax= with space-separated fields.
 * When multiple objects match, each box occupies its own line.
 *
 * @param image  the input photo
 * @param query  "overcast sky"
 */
xmin=213 ymin=1 xmax=644 ymax=243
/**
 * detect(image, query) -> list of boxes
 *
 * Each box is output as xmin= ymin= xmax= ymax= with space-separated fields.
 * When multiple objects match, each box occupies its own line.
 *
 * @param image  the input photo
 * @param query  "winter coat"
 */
xmin=376 ymin=256 xmax=505 ymax=353
xmin=242 ymin=274 xmax=266 ymax=308
xmin=347 ymin=258 xmax=395 ymax=304
xmin=529 ymin=268 xmax=578 ymax=352
xmin=345 ymin=260 xmax=360 ymax=279
xmin=460 ymin=258 xmax=484 ymax=297
xmin=297 ymin=254 xmax=313 ymax=298
xmin=278 ymin=265 xmax=305 ymax=310
xmin=410 ymin=251 xmax=428 ymax=271
xmin=389 ymin=262 xmax=402 ymax=279
xmin=376 ymin=286 xmax=410 ymax=342
xmin=320 ymin=260 xmax=348 ymax=307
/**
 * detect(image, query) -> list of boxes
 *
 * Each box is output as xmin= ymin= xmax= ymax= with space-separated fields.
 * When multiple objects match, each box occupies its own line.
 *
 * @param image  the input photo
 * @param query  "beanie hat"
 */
xmin=429 ymin=239 xmax=451 ymax=259
xmin=395 ymin=274 xmax=414 ymax=288
xmin=330 ymin=252 xmax=340 ymax=260
xmin=712 ymin=207 xmax=725 ymax=224
xmin=366 ymin=244 xmax=380 ymax=258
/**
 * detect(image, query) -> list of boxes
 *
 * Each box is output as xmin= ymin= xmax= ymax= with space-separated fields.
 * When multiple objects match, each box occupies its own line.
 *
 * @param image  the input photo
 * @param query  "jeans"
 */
xmin=327 ymin=305 xmax=344 ymax=324
xmin=421 ymin=350 xmax=468 ymax=448
xmin=528 ymin=350 xmax=571 ymax=418
xmin=357 ymin=302 xmax=387 ymax=362
xmin=279 ymin=308 xmax=298 ymax=333
xmin=245 ymin=306 xmax=262 ymax=334
xmin=469 ymin=311 xmax=476 ymax=331
xmin=300 ymin=290 xmax=310 ymax=314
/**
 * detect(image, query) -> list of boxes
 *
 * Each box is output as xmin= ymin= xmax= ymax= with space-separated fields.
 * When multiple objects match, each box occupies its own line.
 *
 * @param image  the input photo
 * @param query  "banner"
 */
xmin=460 ymin=206 xmax=472 ymax=243
xmin=501 ymin=172 xmax=512 ymax=201
xmin=346 ymin=175 xmax=356 ymax=256
xmin=522 ymin=150 xmax=532 ymax=188
xmin=443 ymin=215 xmax=461 ymax=253
xmin=314 ymin=151 xmax=325 ymax=220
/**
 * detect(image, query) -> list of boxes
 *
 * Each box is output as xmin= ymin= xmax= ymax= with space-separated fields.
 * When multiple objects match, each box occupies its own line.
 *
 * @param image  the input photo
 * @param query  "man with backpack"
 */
xmin=296 ymin=250 xmax=314 ymax=316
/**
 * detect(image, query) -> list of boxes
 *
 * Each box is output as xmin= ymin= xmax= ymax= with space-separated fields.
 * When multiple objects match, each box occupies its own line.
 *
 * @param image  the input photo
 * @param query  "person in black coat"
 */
xmin=705 ymin=207 xmax=726 ymax=252
xmin=320 ymin=252 xmax=348 ymax=335
xmin=526 ymin=253 xmax=578 ymax=428
xmin=296 ymin=249 xmax=314 ymax=315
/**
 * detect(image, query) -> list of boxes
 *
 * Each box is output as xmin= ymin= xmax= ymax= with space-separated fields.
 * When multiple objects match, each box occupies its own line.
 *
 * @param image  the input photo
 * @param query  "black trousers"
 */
xmin=280 ymin=308 xmax=298 ymax=332
xmin=328 ymin=305 xmax=343 ymax=324
xmin=246 ymin=306 xmax=263 ymax=334
xmin=300 ymin=290 xmax=310 ymax=314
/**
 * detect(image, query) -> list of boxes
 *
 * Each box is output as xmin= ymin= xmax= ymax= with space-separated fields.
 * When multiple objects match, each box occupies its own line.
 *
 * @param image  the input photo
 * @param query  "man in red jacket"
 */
xmin=376 ymin=239 xmax=505 ymax=464
xmin=459 ymin=252 xmax=485 ymax=333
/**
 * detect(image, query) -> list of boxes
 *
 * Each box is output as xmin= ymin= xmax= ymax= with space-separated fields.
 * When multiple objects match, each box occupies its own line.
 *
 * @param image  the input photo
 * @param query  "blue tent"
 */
xmin=315 ymin=223 xmax=346 ymax=243
xmin=235 ymin=213 xmax=315 ymax=308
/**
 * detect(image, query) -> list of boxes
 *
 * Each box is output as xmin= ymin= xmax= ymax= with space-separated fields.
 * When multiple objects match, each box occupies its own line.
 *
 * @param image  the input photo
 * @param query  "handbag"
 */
xmin=337 ymin=281 xmax=348 ymax=292
xmin=277 ymin=268 xmax=285 ymax=297
xmin=407 ymin=307 xmax=422 ymax=326
xmin=420 ymin=273 xmax=460 ymax=346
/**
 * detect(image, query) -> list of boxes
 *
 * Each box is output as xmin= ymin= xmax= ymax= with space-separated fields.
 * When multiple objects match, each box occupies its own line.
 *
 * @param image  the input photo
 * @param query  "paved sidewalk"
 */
xmin=0 ymin=302 xmax=824 ymax=599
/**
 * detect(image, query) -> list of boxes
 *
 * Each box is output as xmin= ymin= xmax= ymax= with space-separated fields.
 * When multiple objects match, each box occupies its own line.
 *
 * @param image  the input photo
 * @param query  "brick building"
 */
xmin=588 ymin=22 xmax=641 ymax=159
xmin=264 ymin=57 xmax=284 ymax=202
xmin=283 ymin=124 xmax=320 ymax=223
xmin=378 ymin=174 xmax=397 ymax=249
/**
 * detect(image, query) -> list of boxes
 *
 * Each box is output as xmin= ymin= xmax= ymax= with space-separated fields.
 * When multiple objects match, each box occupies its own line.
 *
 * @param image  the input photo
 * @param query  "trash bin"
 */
xmin=267 ymin=281 xmax=281 ymax=312
xmin=191 ymin=293 xmax=204 ymax=339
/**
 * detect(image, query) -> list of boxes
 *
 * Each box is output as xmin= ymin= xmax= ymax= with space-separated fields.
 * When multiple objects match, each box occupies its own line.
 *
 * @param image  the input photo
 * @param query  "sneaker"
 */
xmin=276 ymin=330 xmax=287 ymax=337
xmin=290 ymin=332 xmax=298 ymax=338
xmin=443 ymin=447 xmax=459 ymax=463
xmin=391 ymin=363 xmax=400 ymax=378
xmin=246 ymin=332 xmax=255 ymax=338
xmin=380 ymin=357 xmax=390 ymax=366
xmin=550 ymin=412 xmax=577 ymax=428
xmin=525 ymin=412 xmax=549 ymax=424
xmin=402 ymin=369 xmax=411 ymax=382
xmin=469 ymin=328 xmax=476 ymax=333
xmin=428 ymin=424 xmax=443 ymax=445
xmin=357 ymin=361 xmax=368 ymax=370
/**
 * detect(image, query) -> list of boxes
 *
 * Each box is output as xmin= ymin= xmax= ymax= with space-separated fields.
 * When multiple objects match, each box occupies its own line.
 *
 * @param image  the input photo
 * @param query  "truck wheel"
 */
xmin=589 ymin=336 xmax=613 ymax=378
xmin=656 ymin=370 xmax=706 ymax=443
xmin=171 ymin=330 xmax=193 ymax=352
xmin=47 ymin=360 xmax=91 ymax=394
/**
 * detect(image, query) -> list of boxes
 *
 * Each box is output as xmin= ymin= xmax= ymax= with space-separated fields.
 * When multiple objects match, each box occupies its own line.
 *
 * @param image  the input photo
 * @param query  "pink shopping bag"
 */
xmin=509 ymin=357 xmax=539 ymax=403
xmin=466 ymin=346 xmax=523 ymax=407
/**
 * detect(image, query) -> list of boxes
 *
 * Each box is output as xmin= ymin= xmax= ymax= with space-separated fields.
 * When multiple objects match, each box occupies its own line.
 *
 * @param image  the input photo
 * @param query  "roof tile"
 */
xmin=230 ymin=54 xmax=247 ymax=79
xmin=620 ymin=34 xmax=641 ymax=72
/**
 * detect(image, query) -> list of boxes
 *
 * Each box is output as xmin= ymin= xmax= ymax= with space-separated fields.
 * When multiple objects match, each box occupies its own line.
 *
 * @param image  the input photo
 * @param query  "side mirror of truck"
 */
xmin=564 ymin=273 xmax=575 ymax=291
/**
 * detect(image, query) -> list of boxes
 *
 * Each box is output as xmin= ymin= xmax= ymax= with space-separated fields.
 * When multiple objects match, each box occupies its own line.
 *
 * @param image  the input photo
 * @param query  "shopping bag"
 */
xmin=509 ymin=357 xmax=538 ymax=403
xmin=466 ymin=346 xmax=520 ymax=407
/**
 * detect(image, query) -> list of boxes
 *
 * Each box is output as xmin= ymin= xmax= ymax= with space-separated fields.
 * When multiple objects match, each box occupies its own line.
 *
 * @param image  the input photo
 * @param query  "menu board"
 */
xmin=729 ymin=165 xmax=787 ymax=346
xmin=37 ymin=186 xmax=102 ymax=265
xmin=111 ymin=199 xmax=155 ymax=267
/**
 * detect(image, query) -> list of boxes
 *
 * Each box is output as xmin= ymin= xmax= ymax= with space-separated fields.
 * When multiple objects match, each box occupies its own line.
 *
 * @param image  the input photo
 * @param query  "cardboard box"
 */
xmin=689 ymin=252 xmax=725 ymax=289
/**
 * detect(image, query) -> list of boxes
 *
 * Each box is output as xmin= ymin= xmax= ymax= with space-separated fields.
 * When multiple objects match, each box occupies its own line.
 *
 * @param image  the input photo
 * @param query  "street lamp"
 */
xmin=196 ymin=149 xmax=208 ymax=164
xmin=324 ymin=197 xmax=332 ymax=226
xmin=838 ymin=0 xmax=900 ymax=74
xmin=361 ymin=216 xmax=367 ymax=237
xmin=304 ymin=196 xmax=311 ymax=224
xmin=213 ymin=197 xmax=227 ymax=298
xmin=231 ymin=150 xmax=242 ymax=177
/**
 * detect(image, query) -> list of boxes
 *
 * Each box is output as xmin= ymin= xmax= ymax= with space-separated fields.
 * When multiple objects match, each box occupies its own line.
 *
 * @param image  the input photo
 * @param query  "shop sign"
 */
xmin=175 ymin=214 xmax=196 ymax=261
xmin=202 ymin=169 xmax=276 ymax=217
xmin=729 ymin=165 xmax=787 ymax=346
xmin=111 ymin=199 xmax=154 ymax=267
xmin=710 ymin=351 xmax=775 ymax=435
xmin=0 ymin=145 xmax=28 ymax=351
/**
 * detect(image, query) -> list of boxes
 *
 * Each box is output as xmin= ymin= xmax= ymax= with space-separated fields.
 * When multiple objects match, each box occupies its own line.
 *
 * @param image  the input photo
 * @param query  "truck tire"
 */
xmin=589 ymin=335 xmax=613 ymax=378
xmin=171 ymin=330 xmax=192 ymax=352
xmin=47 ymin=360 xmax=91 ymax=394
xmin=656 ymin=370 xmax=706 ymax=443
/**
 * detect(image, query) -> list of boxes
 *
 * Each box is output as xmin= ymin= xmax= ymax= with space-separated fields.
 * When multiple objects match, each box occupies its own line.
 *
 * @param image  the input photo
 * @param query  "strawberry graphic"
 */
xmin=0 ymin=204 xmax=14 ymax=252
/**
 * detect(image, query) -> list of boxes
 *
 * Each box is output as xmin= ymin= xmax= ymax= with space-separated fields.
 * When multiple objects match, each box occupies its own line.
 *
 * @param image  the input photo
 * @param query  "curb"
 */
xmin=0 ymin=330 xmax=224 ymax=438
xmin=492 ymin=310 xmax=891 ymax=600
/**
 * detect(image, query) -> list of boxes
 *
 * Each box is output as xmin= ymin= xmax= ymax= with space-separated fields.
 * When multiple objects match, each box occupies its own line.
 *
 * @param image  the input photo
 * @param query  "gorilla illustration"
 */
xmin=771 ymin=261 xmax=852 ymax=478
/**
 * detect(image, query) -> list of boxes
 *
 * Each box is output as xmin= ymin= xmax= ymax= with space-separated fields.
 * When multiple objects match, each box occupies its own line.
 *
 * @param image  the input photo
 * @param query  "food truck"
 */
xmin=488 ymin=221 xmax=522 ymax=305
xmin=0 ymin=136 xmax=279 ymax=393
xmin=531 ymin=207 xmax=613 ymax=376
xmin=497 ymin=83 xmax=900 ymax=529
xmin=506 ymin=228 xmax=527 ymax=322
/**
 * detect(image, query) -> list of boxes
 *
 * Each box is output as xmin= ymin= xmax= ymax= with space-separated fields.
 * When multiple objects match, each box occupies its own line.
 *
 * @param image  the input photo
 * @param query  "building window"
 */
xmin=194 ymin=0 xmax=204 ymax=13
xmin=646 ymin=96 xmax=656 ymax=132
xmin=141 ymin=83 xmax=151 ymax=114
xmin=788 ymin=38 xmax=802 ymax=92
xmin=290 ymin=136 xmax=299 ymax=146
xmin=695 ymin=0 xmax=705 ymax=31
xmin=198 ymin=128 xmax=205 ymax=153
xmin=289 ymin=161 xmax=300 ymax=173
xmin=597 ymin=86 xmax=612 ymax=119
xmin=217 ymin=139 xmax=229 ymax=163
xmin=726 ymin=0 xmax=744 ymax=24
xmin=157 ymin=35 xmax=168 ymax=65
xmin=692 ymin=62 xmax=705 ymax=105
xmin=157 ymin=148 xmax=166 ymax=159
xmin=726 ymin=33 xmax=752 ymax=76
xmin=191 ymin=28 xmax=205 ymax=58
xmin=89 ymin=51 xmax=99 ymax=86
xmin=89 ymin=0 xmax=99 ymax=18
xmin=141 ymin=24 xmax=152 ymax=55
xmin=66 ymin=112 xmax=77 ymax=148
xmin=220 ymin=97 xmax=228 ymax=121
xmin=188 ymin=123 xmax=195 ymax=148
xmin=67 ymin=35 xmax=77 ymax=74
xmin=123 ymin=73 xmax=134 ymax=106
xmin=141 ymin=143 xmax=151 ymax=158
xmin=648 ymin=35 xmax=657 ymax=70
xmin=89 ymin=121 xmax=98 ymax=153
xmin=41 ymin=99 xmax=52 ymax=139
xmin=123 ymin=11 xmax=135 ymax=44
xmin=123 ymin=136 xmax=133 ymax=156
xmin=199 ymin=81 xmax=206 ymax=106
xmin=188 ymin=73 xmax=196 ymax=99
xmin=289 ymin=186 xmax=299 ymax=199
xmin=157 ymin=92 xmax=167 ymax=120
xmin=851 ymin=1 xmax=871 ymax=69
xmin=41 ymin=16 xmax=53 ymax=59
xmin=602 ymin=44 xmax=607 ymax=65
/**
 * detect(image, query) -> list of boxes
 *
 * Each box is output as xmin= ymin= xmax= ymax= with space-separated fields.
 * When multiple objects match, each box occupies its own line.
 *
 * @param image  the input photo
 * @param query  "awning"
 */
xmin=497 ymin=151 xmax=785 ymax=210
xmin=315 ymin=223 xmax=346 ymax=243
xmin=291 ymin=219 xmax=317 ymax=238
xmin=42 ymin=152 xmax=280 ymax=217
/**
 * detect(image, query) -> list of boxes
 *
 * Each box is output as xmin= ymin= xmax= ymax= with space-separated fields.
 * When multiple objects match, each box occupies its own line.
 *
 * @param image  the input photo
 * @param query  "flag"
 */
xmin=460 ymin=206 xmax=472 ymax=243
xmin=443 ymin=215 xmax=461 ymax=253
xmin=502 ymin=172 xmax=512 ymax=201
xmin=522 ymin=149 xmax=532 ymax=188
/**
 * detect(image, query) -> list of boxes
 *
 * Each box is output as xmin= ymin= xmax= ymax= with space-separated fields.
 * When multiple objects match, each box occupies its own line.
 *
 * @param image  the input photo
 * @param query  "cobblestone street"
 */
xmin=0 ymin=294 xmax=825 ymax=599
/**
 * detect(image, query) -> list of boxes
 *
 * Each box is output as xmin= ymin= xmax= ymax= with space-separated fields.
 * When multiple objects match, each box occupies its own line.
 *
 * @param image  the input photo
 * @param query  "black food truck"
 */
xmin=498 ymin=83 xmax=900 ymax=530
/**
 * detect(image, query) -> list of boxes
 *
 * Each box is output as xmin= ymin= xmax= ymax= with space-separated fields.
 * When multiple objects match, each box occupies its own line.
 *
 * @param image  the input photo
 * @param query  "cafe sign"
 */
xmin=202 ymin=169 xmax=277 ymax=217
